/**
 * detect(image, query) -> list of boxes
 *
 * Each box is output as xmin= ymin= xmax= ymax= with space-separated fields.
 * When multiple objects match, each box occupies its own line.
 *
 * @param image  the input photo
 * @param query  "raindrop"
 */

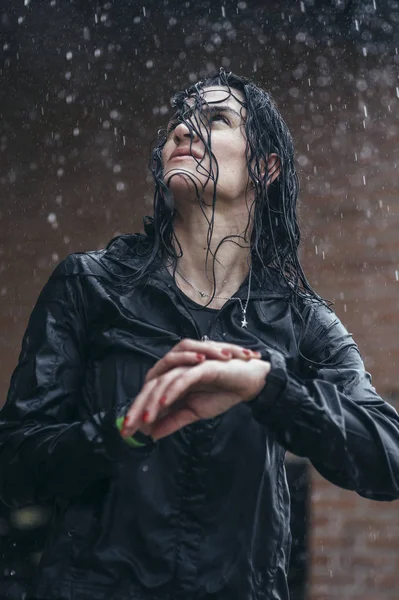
xmin=363 ymin=105 xmax=367 ymax=118
xmin=116 ymin=182 xmax=126 ymax=191
xmin=94 ymin=48 xmax=102 ymax=57
xmin=395 ymin=270 xmax=399 ymax=281
xmin=221 ymin=6 xmax=226 ymax=17
xmin=142 ymin=6 xmax=146 ymax=16
xmin=47 ymin=213 xmax=57 ymax=224
xmin=355 ymin=19 xmax=359 ymax=31
xmin=300 ymin=1 xmax=305 ymax=12
xmin=146 ymin=60 xmax=154 ymax=69
xmin=17 ymin=16 xmax=24 ymax=25
xmin=363 ymin=175 xmax=366 ymax=185
xmin=66 ymin=51 xmax=73 ymax=60
xmin=362 ymin=47 xmax=367 ymax=57
xmin=73 ymin=128 xmax=80 ymax=136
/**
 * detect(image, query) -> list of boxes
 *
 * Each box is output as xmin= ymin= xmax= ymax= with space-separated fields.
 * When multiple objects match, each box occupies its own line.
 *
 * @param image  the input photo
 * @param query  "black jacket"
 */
xmin=1 ymin=234 xmax=399 ymax=600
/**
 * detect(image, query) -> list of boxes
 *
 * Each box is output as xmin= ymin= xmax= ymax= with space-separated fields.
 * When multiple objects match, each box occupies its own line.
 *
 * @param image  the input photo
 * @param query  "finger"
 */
xmin=144 ymin=351 xmax=206 ymax=383
xmin=154 ymin=361 xmax=219 ymax=412
xmin=121 ymin=377 xmax=169 ymax=436
xmin=123 ymin=366 xmax=190 ymax=436
xmin=175 ymin=338 xmax=262 ymax=361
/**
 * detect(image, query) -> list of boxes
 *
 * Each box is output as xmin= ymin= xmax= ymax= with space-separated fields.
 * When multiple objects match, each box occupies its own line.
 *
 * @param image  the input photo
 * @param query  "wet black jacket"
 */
xmin=1 ymin=234 xmax=399 ymax=600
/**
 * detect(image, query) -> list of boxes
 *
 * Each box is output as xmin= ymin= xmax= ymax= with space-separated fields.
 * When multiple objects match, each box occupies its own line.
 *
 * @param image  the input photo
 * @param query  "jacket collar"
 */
xmin=103 ymin=234 xmax=292 ymax=302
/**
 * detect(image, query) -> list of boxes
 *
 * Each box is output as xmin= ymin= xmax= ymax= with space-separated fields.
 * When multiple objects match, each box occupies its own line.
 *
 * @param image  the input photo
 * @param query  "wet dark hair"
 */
xmin=115 ymin=69 xmax=322 ymax=303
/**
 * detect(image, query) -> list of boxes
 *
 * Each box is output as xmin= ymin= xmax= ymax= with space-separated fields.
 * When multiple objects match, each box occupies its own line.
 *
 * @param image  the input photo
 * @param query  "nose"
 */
xmin=173 ymin=120 xmax=198 ymax=144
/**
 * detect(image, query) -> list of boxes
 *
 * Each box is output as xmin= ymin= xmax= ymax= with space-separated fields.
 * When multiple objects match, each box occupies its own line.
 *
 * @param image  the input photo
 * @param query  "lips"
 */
xmin=169 ymin=147 xmax=202 ymax=161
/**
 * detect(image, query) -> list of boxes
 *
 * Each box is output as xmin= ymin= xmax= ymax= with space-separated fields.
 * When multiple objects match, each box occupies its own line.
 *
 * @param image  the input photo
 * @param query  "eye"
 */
xmin=211 ymin=113 xmax=230 ymax=125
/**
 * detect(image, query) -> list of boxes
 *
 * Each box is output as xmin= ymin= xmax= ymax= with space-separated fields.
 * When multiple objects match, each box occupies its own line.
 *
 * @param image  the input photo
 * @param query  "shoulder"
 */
xmin=296 ymin=297 xmax=360 ymax=366
xmin=51 ymin=234 xmax=151 ymax=279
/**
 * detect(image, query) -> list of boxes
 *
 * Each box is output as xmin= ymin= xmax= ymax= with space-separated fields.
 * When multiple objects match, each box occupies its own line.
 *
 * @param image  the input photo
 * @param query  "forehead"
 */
xmin=187 ymin=86 xmax=245 ymax=114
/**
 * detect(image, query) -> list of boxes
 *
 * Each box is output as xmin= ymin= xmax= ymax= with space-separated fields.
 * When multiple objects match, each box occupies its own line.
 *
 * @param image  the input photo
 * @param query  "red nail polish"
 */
xmin=196 ymin=353 xmax=205 ymax=361
xmin=159 ymin=396 xmax=167 ymax=406
xmin=123 ymin=416 xmax=129 ymax=428
xmin=243 ymin=349 xmax=251 ymax=356
xmin=221 ymin=349 xmax=231 ymax=356
xmin=142 ymin=410 xmax=150 ymax=423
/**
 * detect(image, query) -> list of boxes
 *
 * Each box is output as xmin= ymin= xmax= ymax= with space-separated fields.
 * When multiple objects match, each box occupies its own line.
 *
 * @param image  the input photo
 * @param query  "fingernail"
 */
xmin=142 ymin=410 xmax=150 ymax=423
xmin=123 ymin=416 xmax=129 ymax=428
xmin=159 ymin=395 xmax=167 ymax=406
xmin=121 ymin=427 xmax=128 ymax=437
xmin=196 ymin=353 xmax=206 ymax=361
xmin=243 ymin=349 xmax=251 ymax=356
xmin=221 ymin=349 xmax=231 ymax=356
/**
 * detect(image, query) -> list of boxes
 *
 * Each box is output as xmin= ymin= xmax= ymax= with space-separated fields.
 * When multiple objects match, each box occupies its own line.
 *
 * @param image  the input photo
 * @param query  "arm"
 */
xmin=249 ymin=302 xmax=399 ymax=501
xmin=0 ymin=256 xmax=130 ymax=507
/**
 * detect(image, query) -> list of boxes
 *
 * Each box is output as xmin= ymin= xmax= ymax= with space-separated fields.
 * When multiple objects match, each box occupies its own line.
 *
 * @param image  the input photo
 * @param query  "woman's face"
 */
xmin=162 ymin=86 xmax=250 ymax=206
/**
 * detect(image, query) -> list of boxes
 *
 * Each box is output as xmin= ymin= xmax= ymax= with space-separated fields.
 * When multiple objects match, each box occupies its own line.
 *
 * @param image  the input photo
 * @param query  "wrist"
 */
xmin=247 ymin=351 xmax=288 ymax=414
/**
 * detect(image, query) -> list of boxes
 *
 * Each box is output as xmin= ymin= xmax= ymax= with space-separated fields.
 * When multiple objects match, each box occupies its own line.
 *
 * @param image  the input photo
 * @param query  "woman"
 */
xmin=1 ymin=69 xmax=399 ymax=600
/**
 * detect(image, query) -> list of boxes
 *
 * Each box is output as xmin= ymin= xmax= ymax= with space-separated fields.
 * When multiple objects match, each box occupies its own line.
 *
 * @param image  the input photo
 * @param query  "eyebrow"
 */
xmin=168 ymin=104 xmax=243 ymax=128
xmin=200 ymin=105 xmax=243 ymax=120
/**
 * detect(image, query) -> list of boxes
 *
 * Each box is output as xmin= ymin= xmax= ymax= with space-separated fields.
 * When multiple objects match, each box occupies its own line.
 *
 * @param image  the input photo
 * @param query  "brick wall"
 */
xmin=299 ymin=70 xmax=399 ymax=598
xmin=1 ymin=2 xmax=399 ymax=597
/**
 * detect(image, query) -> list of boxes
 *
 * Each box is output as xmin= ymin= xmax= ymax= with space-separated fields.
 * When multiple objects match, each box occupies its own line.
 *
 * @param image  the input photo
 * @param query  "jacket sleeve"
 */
xmin=0 ymin=256 xmax=130 ymax=507
xmin=249 ymin=301 xmax=399 ymax=501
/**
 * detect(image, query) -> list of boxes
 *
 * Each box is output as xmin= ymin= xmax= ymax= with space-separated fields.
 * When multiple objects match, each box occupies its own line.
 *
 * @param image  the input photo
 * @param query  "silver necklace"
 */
xmin=175 ymin=268 xmax=252 ymax=328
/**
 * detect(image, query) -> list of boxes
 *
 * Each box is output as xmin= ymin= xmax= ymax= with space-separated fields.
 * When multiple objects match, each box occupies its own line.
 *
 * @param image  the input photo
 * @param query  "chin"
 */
xmin=164 ymin=169 xmax=207 ymax=195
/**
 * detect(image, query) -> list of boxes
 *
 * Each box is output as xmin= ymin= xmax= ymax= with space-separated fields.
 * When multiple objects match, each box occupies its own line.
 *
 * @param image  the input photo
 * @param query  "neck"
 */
xmin=171 ymin=205 xmax=252 ymax=303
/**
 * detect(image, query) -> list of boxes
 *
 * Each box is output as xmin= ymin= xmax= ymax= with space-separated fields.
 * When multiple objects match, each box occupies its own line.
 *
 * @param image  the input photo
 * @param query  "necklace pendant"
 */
xmin=241 ymin=317 xmax=248 ymax=328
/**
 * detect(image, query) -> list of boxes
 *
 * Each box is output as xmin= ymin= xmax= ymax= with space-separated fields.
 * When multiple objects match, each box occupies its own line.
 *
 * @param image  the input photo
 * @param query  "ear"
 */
xmin=266 ymin=153 xmax=280 ymax=186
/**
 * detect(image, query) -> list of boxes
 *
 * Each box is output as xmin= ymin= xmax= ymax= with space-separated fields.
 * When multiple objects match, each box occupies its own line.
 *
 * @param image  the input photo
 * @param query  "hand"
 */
xmin=122 ymin=356 xmax=270 ymax=441
xmin=142 ymin=337 xmax=262 ymax=384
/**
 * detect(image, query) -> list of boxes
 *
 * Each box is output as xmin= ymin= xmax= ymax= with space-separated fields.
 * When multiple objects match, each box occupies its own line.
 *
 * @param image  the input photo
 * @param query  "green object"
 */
xmin=115 ymin=416 xmax=148 ymax=448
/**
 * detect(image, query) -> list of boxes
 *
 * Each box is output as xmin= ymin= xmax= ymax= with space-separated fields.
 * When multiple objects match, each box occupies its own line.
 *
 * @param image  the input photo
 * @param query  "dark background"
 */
xmin=1 ymin=1 xmax=399 ymax=598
